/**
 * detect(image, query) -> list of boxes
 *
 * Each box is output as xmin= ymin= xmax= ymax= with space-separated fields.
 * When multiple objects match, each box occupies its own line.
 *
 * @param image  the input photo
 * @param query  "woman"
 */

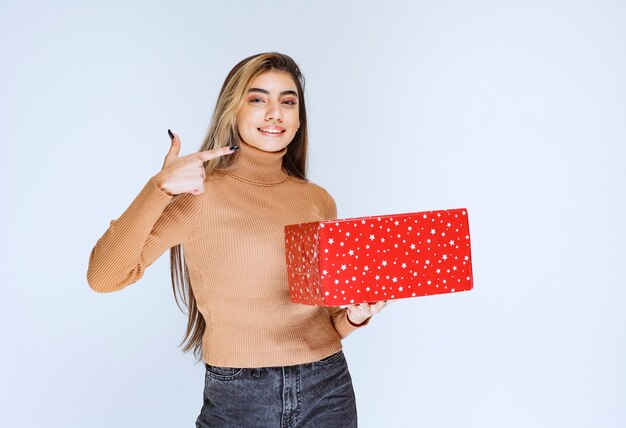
xmin=87 ymin=52 xmax=388 ymax=427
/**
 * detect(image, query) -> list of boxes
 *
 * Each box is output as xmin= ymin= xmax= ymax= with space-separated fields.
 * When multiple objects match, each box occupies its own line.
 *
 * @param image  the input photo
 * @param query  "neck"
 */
xmin=227 ymin=141 xmax=289 ymax=185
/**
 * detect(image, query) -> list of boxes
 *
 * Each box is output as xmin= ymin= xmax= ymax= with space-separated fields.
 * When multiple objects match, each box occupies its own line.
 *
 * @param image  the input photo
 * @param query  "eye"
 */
xmin=282 ymin=99 xmax=297 ymax=105
xmin=249 ymin=97 xmax=264 ymax=103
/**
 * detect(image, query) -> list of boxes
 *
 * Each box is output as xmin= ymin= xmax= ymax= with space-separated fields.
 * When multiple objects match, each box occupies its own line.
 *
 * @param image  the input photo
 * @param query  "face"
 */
xmin=235 ymin=70 xmax=300 ymax=152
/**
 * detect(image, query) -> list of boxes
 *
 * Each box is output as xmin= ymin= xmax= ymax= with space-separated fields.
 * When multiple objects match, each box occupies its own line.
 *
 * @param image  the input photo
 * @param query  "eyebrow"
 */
xmin=247 ymin=88 xmax=299 ymax=97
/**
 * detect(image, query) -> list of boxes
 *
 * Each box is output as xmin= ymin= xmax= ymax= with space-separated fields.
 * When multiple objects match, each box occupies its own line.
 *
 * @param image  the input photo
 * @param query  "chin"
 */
xmin=250 ymin=140 xmax=291 ymax=152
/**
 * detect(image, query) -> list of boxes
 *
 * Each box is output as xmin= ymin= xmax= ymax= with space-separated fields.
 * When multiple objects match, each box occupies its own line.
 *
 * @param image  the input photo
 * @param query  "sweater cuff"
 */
xmin=117 ymin=175 xmax=174 ymax=226
xmin=334 ymin=310 xmax=371 ymax=338
xmin=347 ymin=313 xmax=371 ymax=327
xmin=148 ymin=175 xmax=175 ymax=200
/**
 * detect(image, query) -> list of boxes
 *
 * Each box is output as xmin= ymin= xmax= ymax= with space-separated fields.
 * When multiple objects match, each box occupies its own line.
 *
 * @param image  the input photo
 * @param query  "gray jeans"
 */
xmin=195 ymin=350 xmax=358 ymax=427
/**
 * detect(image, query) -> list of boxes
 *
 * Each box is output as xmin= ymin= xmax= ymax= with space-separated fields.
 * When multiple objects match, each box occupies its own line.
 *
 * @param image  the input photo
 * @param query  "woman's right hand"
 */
xmin=154 ymin=130 xmax=238 ymax=196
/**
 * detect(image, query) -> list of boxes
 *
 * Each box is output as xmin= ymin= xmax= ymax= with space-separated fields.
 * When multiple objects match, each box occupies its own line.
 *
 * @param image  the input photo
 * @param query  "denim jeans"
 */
xmin=195 ymin=350 xmax=358 ymax=427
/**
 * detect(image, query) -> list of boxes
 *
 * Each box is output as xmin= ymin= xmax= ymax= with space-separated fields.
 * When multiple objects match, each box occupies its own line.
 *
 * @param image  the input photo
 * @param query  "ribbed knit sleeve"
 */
xmin=323 ymin=189 xmax=337 ymax=220
xmin=87 ymin=176 xmax=203 ymax=293
xmin=321 ymin=189 xmax=372 ymax=338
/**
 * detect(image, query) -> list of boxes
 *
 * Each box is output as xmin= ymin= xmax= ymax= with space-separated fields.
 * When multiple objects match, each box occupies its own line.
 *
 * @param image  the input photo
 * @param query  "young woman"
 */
xmin=87 ymin=52 xmax=388 ymax=427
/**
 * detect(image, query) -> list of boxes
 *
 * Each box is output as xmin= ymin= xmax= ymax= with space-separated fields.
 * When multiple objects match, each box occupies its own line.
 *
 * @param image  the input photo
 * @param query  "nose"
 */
xmin=265 ymin=100 xmax=282 ymax=122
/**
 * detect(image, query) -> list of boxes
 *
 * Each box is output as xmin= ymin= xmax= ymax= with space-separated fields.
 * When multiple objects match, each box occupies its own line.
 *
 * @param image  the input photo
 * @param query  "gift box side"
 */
xmin=285 ymin=221 xmax=325 ymax=306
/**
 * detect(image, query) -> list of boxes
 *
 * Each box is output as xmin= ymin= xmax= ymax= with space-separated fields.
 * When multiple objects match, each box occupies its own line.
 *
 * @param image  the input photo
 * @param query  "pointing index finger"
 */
xmin=197 ymin=145 xmax=238 ymax=162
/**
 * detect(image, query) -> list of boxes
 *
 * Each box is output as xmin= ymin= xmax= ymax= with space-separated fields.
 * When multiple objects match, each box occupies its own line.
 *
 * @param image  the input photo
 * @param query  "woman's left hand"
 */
xmin=346 ymin=301 xmax=390 ymax=326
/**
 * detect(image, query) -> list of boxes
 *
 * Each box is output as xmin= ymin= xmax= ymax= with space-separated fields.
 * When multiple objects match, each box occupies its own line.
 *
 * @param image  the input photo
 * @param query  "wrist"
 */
xmin=347 ymin=312 xmax=369 ymax=327
xmin=153 ymin=174 xmax=173 ymax=196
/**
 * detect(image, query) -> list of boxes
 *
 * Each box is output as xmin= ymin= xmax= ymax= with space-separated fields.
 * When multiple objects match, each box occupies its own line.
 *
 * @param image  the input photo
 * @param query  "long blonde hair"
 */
xmin=170 ymin=52 xmax=310 ymax=361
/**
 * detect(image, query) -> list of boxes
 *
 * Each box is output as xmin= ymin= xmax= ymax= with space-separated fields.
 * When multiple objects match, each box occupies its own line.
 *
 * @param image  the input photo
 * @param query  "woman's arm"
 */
xmin=86 ymin=176 xmax=202 ymax=293
xmin=87 ymin=131 xmax=236 ymax=293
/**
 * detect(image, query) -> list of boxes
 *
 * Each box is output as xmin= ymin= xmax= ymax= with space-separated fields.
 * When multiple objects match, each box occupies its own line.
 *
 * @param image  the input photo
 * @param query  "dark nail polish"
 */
xmin=230 ymin=145 xmax=240 ymax=151
xmin=168 ymin=129 xmax=174 ymax=139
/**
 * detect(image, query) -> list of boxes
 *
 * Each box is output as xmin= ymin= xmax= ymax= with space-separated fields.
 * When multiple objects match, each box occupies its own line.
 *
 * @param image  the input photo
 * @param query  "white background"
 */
xmin=2 ymin=1 xmax=625 ymax=427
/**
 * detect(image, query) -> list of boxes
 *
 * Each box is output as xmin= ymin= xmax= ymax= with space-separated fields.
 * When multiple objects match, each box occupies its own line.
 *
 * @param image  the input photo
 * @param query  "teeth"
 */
xmin=260 ymin=128 xmax=282 ymax=134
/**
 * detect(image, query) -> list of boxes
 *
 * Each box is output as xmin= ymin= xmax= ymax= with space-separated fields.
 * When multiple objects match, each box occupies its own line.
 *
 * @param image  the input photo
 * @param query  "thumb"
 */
xmin=165 ymin=129 xmax=181 ymax=162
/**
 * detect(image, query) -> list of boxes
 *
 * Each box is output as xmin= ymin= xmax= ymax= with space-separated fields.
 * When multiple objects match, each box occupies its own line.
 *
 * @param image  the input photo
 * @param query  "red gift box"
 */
xmin=284 ymin=209 xmax=473 ymax=306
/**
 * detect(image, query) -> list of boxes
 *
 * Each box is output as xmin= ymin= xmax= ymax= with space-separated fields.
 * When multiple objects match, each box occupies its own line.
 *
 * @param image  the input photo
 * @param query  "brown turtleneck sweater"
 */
xmin=87 ymin=141 xmax=368 ymax=368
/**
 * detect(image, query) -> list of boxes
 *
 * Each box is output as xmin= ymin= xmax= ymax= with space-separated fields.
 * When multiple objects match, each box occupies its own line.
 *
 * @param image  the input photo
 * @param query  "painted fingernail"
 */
xmin=230 ymin=145 xmax=240 ymax=151
xmin=168 ymin=129 xmax=174 ymax=139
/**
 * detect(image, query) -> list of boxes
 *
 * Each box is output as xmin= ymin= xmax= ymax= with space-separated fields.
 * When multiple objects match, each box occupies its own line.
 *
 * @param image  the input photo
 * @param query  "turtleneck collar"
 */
xmin=227 ymin=140 xmax=289 ymax=185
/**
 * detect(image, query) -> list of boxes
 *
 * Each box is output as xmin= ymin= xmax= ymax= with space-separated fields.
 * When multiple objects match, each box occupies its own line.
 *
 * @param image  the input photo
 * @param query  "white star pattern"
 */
xmin=283 ymin=208 xmax=473 ymax=305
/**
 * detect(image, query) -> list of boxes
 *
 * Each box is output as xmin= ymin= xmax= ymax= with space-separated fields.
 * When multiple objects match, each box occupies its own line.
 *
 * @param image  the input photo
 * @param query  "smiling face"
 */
xmin=235 ymin=70 xmax=300 ymax=152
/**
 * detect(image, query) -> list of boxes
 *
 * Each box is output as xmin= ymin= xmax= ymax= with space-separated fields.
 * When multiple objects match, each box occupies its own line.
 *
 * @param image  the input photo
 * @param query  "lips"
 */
xmin=258 ymin=126 xmax=286 ymax=136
